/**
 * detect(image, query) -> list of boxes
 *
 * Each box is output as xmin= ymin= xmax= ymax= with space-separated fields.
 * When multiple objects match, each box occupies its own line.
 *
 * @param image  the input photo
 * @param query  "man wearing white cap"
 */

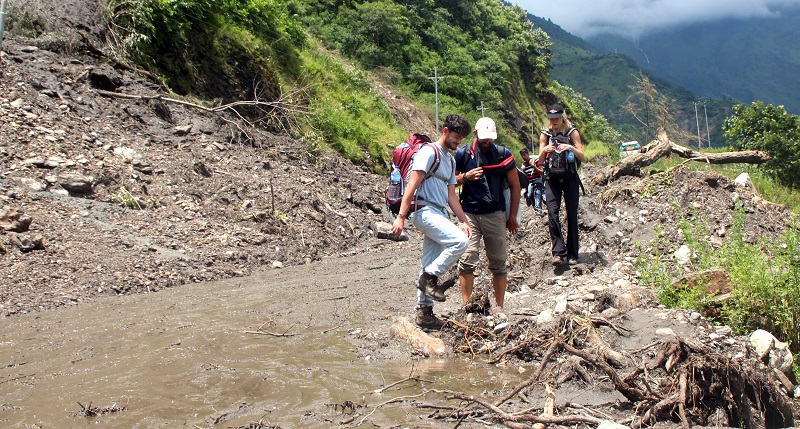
xmin=453 ymin=117 xmax=520 ymax=310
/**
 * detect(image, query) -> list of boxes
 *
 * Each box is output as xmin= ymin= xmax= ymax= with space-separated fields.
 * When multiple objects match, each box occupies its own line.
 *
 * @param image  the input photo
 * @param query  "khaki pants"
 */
xmin=457 ymin=211 xmax=507 ymax=278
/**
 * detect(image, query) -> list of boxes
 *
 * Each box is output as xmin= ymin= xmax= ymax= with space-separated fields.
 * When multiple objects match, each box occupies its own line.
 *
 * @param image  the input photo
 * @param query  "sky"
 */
xmin=513 ymin=0 xmax=800 ymax=39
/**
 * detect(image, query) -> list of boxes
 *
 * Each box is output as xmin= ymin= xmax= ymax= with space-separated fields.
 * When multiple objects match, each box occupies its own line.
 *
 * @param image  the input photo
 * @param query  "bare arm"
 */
xmin=505 ymin=167 xmax=521 ymax=233
xmin=390 ymin=170 xmax=425 ymax=236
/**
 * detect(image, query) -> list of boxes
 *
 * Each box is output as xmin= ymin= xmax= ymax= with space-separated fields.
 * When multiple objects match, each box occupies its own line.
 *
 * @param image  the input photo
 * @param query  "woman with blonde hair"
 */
xmin=538 ymin=104 xmax=585 ymax=266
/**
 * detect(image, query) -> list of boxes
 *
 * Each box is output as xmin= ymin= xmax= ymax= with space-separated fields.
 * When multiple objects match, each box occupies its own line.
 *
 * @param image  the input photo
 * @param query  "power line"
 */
xmin=428 ymin=66 xmax=443 ymax=135
xmin=703 ymin=102 xmax=710 ymax=148
xmin=694 ymin=101 xmax=702 ymax=148
xmin=476 ymin=101 xmax=488 ymax=117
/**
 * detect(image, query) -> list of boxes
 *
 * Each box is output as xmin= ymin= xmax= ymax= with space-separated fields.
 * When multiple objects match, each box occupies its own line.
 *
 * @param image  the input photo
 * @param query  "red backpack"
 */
xmin=385 ymin=133 xmax=440 ymax=216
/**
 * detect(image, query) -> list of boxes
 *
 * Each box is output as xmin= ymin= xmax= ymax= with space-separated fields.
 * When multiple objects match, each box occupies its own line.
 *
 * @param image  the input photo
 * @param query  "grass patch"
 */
xmin=299 ymin=43 xmax=407 ymax=172
xmin=636 ymin=208 xmax=800 ymax=354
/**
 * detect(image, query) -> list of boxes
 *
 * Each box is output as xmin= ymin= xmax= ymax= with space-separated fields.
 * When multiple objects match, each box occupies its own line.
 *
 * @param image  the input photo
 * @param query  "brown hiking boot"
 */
xmin=418 ymin=272 xmax=446 ymax=302
xmin=415 ymin=306 xmax=445 ymax=330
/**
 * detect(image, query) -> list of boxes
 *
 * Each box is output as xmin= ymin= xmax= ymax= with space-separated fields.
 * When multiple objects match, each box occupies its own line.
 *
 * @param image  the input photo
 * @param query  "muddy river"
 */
xmin=1 ymin=251 xmax=530 ymax=428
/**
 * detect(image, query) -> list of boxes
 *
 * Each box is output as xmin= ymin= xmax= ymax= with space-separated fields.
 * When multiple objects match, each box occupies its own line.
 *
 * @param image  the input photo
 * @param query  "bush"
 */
xmin=637 ymin=208 xmax=800 ymax=353
xmin=722 ymin=101 xmax=800 ymax=189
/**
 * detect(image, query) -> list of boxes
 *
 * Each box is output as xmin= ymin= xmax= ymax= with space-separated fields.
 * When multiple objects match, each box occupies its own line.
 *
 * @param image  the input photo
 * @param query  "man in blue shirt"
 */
xmin=454 ymin=117 xmax=520 ymax=310
xmin=391 ymin=114 xmax=473 ymax=330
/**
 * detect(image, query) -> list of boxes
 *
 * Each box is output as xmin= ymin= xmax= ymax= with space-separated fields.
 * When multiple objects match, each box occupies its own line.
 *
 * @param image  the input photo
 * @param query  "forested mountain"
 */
xmin=285 ymin=0 xmax=620 ymax=153
xmin=587 ymin=5 xmax=800 ymax=115
xmin=528 ymin=15 xmax=735 ymax=148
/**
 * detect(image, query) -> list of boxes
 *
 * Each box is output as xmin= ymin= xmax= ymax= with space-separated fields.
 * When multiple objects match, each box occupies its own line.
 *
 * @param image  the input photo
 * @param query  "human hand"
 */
xmin=391 ymin=217 xmax=404 ymax=236
xmin=506 ymin=217 xmax=519 ymax=234
xmin=460 ymin=221 xmax=472 ymax=238
xmin=465 ymin=167 xmax=484 ymax=181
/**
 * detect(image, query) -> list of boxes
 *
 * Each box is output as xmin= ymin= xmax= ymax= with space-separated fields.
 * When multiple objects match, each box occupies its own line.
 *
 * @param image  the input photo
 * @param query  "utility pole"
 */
xmin=530 ymin=111 xmax=535 ymax=151
xmin=694 ymin=102 xmax=701 ymax=148
xmin=428 ymin=66 xmax=443 ymax=135
xmin=476 ymin=101 xmax=488 ymax=117
xmin=703 ymin=101 xmax=710 ymax=149
xmin=0 ymin=0 xmax=9 ymax=50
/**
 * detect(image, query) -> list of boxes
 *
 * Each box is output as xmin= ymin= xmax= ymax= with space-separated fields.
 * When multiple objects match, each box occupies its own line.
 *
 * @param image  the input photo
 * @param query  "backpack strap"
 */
xmin=468 ymin=140 xmax=514 ymax=173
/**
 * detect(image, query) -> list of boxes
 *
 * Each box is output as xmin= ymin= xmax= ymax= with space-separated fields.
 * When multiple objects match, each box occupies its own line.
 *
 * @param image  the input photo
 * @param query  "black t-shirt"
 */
xmin=455 ymin=142 xmax=516 ymax=214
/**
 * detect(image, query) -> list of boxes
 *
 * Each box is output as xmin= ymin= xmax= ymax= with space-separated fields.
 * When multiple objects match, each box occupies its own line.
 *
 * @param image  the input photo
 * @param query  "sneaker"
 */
xmin=552 ymin=255 xmax=564 ymax=266
xmin=567 ymin=256 xmax=579 ymax=265
xmin=418 ymin=272 xmax=446 ymax=302
xmin=415 ymin=306 xmax=445 ymax=330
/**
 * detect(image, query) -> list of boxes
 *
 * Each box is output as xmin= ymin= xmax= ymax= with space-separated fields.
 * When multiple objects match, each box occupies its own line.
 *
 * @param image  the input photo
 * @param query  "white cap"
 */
xmin=475 ymin=117 xmax=497 ymax=140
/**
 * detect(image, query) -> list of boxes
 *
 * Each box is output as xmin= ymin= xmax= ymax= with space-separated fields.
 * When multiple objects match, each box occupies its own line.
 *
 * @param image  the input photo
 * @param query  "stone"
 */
xmin=59 ymin=173 xmax=94 ymax=193
xmin=750 ymin=329 xmax=794 ymax=375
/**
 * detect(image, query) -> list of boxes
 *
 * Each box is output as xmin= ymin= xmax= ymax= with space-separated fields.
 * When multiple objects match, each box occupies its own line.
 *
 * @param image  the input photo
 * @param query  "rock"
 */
xmin=674 ymin=245 xmax=691 ymax=264
xmin=597 ymin=420 xmax=630 ymax=429
xmin=0 ymin=208 xmax=33 ymax=232
xmin=750 ymin=329 xmax=794 ymax=375
xmin=735 ymin=172 xmax=754 ymax=189
xmin=8 ymin=233 xmax=45 ymax=252
xmin=18 ymin=178 xmax=47 ymax=192
xmin=614 ymin=293 xmax=637 ymax=312
xmin=174 ymin=124 xmax=193 ymax=136
xmin=88 ymin=65 xmax=124 ymax=91
xmin=656 ymin=328 xmax=675 ymax=337
xmin=373 ymin=221 xmax=408 ymax=241
xmin=601 ymin=308 xmax=620 ymax=319
xmin=59 ymin=173 xmax=94 ymax=193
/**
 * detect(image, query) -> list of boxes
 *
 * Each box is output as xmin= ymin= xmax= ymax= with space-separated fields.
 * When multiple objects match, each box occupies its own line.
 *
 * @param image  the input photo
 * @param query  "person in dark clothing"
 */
xmin=454 ymin=117 xmax=520 ymax=309
xmin=519 ymin=148 xmax=544 ymax=216
xmin=538 ymin=104 xmax=585 ymax=266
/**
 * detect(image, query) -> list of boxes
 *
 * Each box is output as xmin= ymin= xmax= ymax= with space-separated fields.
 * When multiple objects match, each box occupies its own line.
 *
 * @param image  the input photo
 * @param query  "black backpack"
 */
xmin=542 ymin=127 xmax=578 ymax=179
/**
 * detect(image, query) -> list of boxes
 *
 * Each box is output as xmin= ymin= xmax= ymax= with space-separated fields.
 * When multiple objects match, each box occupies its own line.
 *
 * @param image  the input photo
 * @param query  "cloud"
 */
xmin=513 ymin=0 xmax=800 ymax=38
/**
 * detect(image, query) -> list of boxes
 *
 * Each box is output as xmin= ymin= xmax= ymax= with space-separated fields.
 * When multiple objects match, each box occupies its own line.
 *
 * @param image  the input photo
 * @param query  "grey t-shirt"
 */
xmin=410 ymin=143 xmax=455 ymax=209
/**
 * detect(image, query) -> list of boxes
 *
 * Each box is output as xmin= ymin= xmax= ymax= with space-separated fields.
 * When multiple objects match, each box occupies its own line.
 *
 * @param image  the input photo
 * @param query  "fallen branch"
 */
xmin=592 ymin=128 xmax=771 ymax=186
xmin=670 ymin=143 xmax=770 ymax=164
xmin=495 ymin=339 xmax=560 ymax=406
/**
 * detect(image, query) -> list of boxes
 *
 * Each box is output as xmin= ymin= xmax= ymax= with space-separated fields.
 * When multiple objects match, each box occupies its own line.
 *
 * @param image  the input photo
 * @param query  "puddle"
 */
xmin=0 ymin=254 xmax=527 ymax=428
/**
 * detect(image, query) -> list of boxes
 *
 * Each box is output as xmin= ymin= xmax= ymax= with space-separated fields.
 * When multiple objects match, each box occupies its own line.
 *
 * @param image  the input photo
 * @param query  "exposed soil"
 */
xmin=2 ymin=4 xmax=800 ymax=428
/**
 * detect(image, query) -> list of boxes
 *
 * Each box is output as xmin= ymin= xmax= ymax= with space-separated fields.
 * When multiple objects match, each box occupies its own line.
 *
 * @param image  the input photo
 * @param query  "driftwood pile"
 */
xmin=432 ymin=314 xmax=794 ymax=428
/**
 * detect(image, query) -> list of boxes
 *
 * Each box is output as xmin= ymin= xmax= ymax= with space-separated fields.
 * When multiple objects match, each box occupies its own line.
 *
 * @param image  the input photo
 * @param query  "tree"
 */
xmin=622 ymin=72 xmax=693 ymax=145
xmin=722 ymin=101 xmax=800 ymax=189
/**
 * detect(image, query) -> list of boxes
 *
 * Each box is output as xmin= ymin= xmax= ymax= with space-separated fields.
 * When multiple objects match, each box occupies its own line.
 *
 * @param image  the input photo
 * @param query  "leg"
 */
xmin=492 ymin=276 xmax=506 ymax=308
xmin=545 ymin=180 xmax=566 ymax=258
xmin=564 ymin=178 xmax=581 ymax=260
xmin=481 ymin=211 xmax=508 ymax=307
xmin=534 ymin=184 xmax=543 ymax=216
xmin=414 ymin=207 xmax=468 ymax=277
xmin=457 ymin=213 xmax=482 ymax=305
xmin=459 ymin=273 xmax=474 ymax=305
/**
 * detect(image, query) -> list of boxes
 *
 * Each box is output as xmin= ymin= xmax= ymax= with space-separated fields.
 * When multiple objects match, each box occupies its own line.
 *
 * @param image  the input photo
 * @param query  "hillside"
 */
xmin=528 ymin=14 xmax=735 ymax=148
xmin=588 ymin=5 xmax=800 ymax=115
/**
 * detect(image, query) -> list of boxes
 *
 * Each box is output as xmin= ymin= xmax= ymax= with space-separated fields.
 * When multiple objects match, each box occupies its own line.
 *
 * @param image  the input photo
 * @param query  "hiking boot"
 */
xmin=552 ymin=255 xmax=564 ymax=266
xmin=416 ymin=306 xmax=445 ymax=330
xmin=418 ymin=272 xmax=446 ymax=302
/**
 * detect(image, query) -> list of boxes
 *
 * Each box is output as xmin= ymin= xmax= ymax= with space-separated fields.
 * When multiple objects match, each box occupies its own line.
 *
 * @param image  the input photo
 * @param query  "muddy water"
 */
xmin=0 ymin=252 xmax=525 ymax=428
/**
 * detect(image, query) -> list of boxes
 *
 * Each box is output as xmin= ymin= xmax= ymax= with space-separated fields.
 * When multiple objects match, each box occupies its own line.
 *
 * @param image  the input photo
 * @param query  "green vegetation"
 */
xmin=722 ymin=101 xmax=800 ymax=190
xmin=111 ymin=187 xmax=143 ymax=209
xmin=299 ymin=43 xmax=407 ymax=166
xmin=103 ymin=0 xmax=305 ymax=99
xmin=288 ymin=0 xmax=555 ymax=150
xmin=637 ymin=209 xmax=800 ymax=353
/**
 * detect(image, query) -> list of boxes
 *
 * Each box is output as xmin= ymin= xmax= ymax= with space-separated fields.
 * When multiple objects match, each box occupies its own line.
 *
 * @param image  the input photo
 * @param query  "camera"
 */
xmin=552 ymin=135 xmax=569 ymax=145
